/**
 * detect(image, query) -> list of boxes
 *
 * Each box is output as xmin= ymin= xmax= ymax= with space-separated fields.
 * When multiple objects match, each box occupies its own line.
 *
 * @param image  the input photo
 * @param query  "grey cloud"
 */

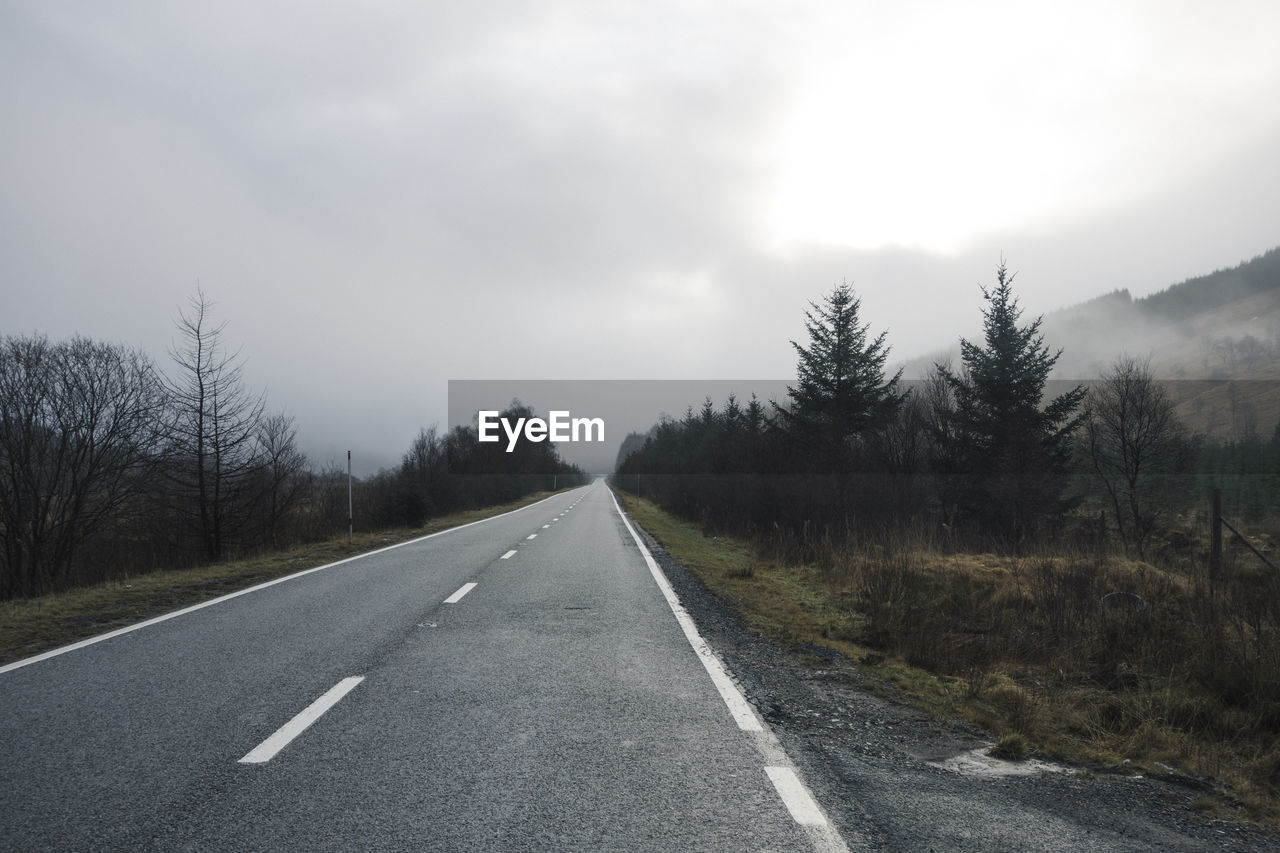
xmin=3 ymin=2 xmax=1278 ymax=475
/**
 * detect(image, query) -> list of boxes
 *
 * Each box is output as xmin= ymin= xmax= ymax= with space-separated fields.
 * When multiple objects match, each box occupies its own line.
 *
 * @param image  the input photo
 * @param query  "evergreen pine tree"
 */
xmin=779 ymin=283 xmax=903 ymax=469
xmin=936 ymin=263 xmax=1085 ymax=540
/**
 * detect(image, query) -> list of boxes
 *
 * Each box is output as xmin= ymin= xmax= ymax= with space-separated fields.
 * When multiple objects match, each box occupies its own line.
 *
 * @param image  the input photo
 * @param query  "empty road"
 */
xmin=0 ymin=481 xmax=849 ymax=851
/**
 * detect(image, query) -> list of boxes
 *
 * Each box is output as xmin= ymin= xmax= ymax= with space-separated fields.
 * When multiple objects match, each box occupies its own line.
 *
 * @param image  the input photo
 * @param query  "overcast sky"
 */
xmin=4 ymin=1 xmax=1279 ymax=473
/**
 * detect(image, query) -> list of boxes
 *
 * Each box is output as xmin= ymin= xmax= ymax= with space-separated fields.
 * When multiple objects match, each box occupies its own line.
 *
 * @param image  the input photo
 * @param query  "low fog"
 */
xmin=3 ymin=2 xmax=1279 ymax=474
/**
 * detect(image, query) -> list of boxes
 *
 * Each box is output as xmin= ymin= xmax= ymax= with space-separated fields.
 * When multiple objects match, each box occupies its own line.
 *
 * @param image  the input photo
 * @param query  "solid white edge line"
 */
xmin=0 ymin=487 xmax=588 ymax=675
xmin=765 ymin=766 xmax=827 ymax=826
xmin=609 ymin=490 xmax=762 ymax=732
xmin=501 ymin=550 xmax=517 ymax=560
xmin=610 ymin=490 xmax=850 ymax=851
xmin=239 ymin=675 xmax=364 ymax=764
xmin=443 ymin=582 xmax=478 ymax=604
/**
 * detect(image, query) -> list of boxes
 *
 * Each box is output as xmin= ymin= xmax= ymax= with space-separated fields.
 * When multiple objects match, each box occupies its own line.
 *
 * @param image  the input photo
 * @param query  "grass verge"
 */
xmin=613 ymin=490 xmax=954 ymax=708
xmin=0 ymin=489 xmax=564 ymax=666
xmin=615 ymin=488 xmax=1279 ymax=826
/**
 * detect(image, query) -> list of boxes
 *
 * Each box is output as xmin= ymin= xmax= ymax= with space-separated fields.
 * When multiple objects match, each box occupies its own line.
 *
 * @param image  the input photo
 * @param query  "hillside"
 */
xmin=902 ymin=247 xmax=1280 ymax=439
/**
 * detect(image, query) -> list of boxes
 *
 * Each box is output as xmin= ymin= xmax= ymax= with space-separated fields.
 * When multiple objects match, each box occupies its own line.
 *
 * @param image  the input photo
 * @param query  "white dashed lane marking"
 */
xmin=443 ymin=583 xmax=477 ymax=604
xmin=239 ymin=676 xmax=364 ymax=765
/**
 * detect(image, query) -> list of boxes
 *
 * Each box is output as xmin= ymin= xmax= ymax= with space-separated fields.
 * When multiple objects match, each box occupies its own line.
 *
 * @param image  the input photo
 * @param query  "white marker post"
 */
xmin=347 ymin=450 xmax=353 ymax=546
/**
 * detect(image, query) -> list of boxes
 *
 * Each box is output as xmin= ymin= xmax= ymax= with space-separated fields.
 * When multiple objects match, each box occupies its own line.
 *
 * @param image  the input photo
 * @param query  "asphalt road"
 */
xmin=0 ymin=481 xmax=849 ymax=852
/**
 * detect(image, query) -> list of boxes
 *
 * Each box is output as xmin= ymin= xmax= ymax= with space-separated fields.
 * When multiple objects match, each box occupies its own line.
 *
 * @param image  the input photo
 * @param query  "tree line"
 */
xmin=614 ymin=263 xmax=1234 ymax=555
xmin=0 ymin=292 xmax=587 ymax=600
xmin=372 ymin=401 xmax=591 ymax=531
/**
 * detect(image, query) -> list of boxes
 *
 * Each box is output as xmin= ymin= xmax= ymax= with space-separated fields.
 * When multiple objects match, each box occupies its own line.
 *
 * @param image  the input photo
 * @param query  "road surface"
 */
xmin=0 ymin=481 xmax=849 ymax=851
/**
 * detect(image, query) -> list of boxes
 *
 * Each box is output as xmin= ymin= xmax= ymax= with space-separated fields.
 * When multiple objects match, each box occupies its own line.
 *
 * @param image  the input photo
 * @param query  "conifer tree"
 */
xmin=780 ymin=283 xmax=903 ymax=469
xmin=935 ymin=263 xmax=1085 ymax=539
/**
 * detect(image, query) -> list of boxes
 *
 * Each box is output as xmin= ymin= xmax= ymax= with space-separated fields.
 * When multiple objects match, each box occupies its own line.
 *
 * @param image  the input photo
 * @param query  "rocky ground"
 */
xmin=634 ymin=520 xmax=1280 ymax=852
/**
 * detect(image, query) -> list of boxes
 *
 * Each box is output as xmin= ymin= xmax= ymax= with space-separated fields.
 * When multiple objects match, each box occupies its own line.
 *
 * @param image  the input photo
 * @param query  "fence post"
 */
xmin=1210 ymin=488 xmax=1223 ymax=589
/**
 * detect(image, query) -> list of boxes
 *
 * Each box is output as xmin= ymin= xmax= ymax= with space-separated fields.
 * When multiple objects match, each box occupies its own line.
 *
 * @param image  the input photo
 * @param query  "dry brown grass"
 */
xmin=616 ymin=488 xmax=1280 ymax=824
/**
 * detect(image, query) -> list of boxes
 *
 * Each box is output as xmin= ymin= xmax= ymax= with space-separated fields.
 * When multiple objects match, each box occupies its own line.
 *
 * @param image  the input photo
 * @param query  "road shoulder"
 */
xmin=622 ymin=509 xmax=1280 ymax=852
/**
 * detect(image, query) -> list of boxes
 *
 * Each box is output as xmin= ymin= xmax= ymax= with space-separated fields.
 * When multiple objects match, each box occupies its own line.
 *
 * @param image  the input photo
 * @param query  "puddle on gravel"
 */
xmin=929 ymin=747 xmax=1073 ymax=778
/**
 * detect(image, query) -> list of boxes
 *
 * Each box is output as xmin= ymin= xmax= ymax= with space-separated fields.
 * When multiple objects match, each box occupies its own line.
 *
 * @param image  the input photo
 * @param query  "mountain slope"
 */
xmin=901 ymin=246 xmax=1280 ymax=438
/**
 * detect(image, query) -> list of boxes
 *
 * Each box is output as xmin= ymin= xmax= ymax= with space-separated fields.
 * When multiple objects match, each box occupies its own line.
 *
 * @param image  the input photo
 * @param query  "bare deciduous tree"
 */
xmin=161 ymin=290 xmax=266 ymax=561
xmin=0 ymin=335 xmax=162 ymax=597
xmin=1085 ymin=356 xmax=1190 ymax=557
xmin=254 ymin=412 xmax=307 ymax=547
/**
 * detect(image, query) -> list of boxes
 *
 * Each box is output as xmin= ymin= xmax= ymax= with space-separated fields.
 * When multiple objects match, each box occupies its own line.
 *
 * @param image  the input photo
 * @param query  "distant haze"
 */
xmin=3 ymin=2 xmax=1279 ymax=474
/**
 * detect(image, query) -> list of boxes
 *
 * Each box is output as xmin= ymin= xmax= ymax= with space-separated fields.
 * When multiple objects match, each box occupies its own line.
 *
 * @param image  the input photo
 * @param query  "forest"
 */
xmin=0 ymin=292 xmax=587 ymax=600
xmin=614 ymin=260 xmax=1280 ymax=551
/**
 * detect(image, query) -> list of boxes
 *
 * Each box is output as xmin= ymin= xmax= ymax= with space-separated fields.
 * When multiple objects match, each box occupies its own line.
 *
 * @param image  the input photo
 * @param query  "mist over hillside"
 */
xmin=900 ymin=247 xmax=1280 ymax=438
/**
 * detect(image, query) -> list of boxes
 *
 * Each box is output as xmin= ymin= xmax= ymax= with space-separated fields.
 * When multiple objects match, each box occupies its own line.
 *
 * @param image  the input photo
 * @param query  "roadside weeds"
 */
xmin=613 ymin=489 xmax=1280 ymax=828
